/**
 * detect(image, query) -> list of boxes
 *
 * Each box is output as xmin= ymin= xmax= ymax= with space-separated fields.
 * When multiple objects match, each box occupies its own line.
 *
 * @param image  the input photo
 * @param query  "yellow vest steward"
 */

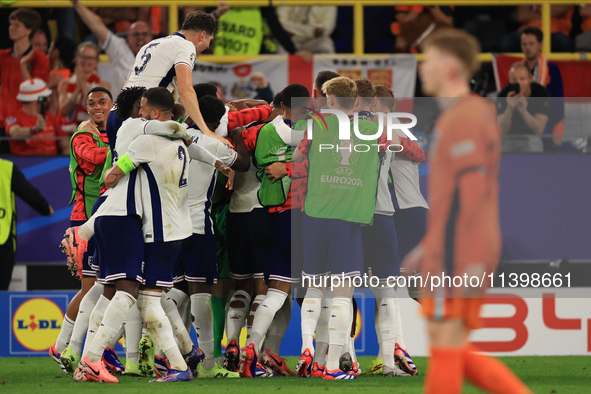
xmin=0 ymin=158 xmax=16 ymax=249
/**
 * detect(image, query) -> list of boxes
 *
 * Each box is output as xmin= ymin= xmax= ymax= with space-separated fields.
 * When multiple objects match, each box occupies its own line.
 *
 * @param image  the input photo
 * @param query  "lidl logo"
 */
xmin=11 ymin=296 xmax=66 ymax=353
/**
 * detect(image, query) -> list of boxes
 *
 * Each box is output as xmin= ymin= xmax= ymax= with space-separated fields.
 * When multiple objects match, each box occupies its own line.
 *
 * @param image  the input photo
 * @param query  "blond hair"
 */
xmin=322 ymin=76 xmax=357 ymax=110
xmin=421 ymin=29 xmax=481 ymax=79
xmin=354 ymin=77 xmax=376 ymax=106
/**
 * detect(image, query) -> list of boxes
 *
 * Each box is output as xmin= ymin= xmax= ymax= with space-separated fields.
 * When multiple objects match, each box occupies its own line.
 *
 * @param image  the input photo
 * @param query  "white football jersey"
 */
xmin=187 ymin=129 xmax=237 ymax=234
xmin=126 ymin=134 xmax=192 ymax=243
xmin=375 ymin=150 xmax=395 ymax=216
xmin=391 ymin=129 xmax=429 ymax=210
xmin=124 ymin=33 xmax=196 ymax=90
xmin=228 ymin=156 xmax=262 ymax=213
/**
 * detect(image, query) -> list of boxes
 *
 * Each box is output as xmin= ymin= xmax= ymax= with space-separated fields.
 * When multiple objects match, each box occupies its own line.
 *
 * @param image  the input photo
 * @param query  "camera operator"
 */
xmin=5 ymin=79 xmax=64 ymax=155
xmin=497 ymin=61 xmax=550 ymax=153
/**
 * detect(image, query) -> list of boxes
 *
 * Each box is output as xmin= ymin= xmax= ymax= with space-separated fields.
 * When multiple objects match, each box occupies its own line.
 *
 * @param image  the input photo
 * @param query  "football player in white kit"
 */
xmin=71 ymin=88 xmax=224 ymax=383
xmin=124 ymin=10 xmax=231 ymax=148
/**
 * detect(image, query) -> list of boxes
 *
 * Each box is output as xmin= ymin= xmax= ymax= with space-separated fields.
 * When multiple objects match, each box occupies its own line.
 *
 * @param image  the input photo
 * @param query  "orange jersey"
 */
xmin=421 ymin=98 xmax=501 ymax=295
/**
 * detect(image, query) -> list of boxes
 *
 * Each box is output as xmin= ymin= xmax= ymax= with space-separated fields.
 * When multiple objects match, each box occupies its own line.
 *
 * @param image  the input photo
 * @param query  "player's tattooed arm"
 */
xmin=103 ymin=166 xmax=126 ymax=188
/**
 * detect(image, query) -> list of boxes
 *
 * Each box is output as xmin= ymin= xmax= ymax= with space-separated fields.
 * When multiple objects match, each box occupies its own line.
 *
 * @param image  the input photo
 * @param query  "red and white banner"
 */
xmin=191 ymin=54 xmax=418 ymax=102
xmin=399 ymin=289 xmax=591 ymax=356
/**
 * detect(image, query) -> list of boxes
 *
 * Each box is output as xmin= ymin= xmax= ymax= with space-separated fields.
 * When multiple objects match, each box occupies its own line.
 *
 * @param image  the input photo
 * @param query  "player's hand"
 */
xmin=314 ymin=27 xmax=325 ymax=38
xmin=250 ymin=72 xmax=268 ymax=89
xmin=78 ymin=120 xmax=100 ymax=137
xmin=48 ymin=206 xmax=54 ymax=216
xmin=35 ymin=114 xmax=46 ymax=133
xmin=20 ymin=48 xmax=35 ymax=66
xmin=295 ymin=50 xmax=313 ymax=63
xmin=515 ymin=95 xmax=528 ymax=113
xmin=225 ymin=168 xmax=235 ymax=190
xmin=265 ymin=162 xmax=287 ymax=183
xmin=215 ymin=160 xmax=232 ymax=178
xmin=214 ymin=1 xmax=230 ymax=18
xmin=202 ymin=129 xmax=234 ymax=148
xmin=401 ymin=245 xmax=424 ymax=276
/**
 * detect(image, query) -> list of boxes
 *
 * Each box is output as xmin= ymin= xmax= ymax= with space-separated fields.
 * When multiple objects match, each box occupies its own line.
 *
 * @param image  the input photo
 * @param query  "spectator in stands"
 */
xmin=5 ymin=79 xmax=63 ymax=155
xmin=499 ymin=5 xmax=574 ymax=52
xmin=0 ymin=8 xmax=50 ymax=154
xmin=520 ymin=26 xmax=565 ymax=150
xmin=47 ymin=36 xmax=77 ymax=117
xmin=497 ymin=62 xmax=550 ymax=153
xmin=71 ymin=0 xmax=153 ymax=99
xmin=576 ymin=6 xmax=591 ymax=52
xmin=31 ymin=29 xmax=48 ymax=54
xmin=57 ymin=42 xmax=110 ymax=152
xmin=276 ymin=6 xmax=337 ymax=53
xmin=0 ymin=158 xmax=53 ymax=290
xmin=391 ymin=6 xmax=454 ymax=53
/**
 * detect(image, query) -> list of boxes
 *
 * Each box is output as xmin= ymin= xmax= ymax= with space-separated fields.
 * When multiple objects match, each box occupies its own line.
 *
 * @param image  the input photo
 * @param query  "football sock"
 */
xmin=263 ymin=294 xmax=292 ymax=355
xmin=87 ymin=291 xmax=136 ymax=364
xmin=77 ymin=221 xmax=94 ymax=241
xmin=372 ymin=287 xmax=397 ymax=369
xmin=138 ymin=290 xmax=187 ymax=371
xmin=107 ymin=324 xmax=125 ymax=349
xmin=464 ymin=345 xmax=532 ymax=394
xmin=374 ymin=301 xmax=383 ymax=360
xmin=167 ymin=287 xmax=190 ymax=331
xmin=190 ymin=293 xmax=215 ymax=370
xmin=55 ymin=315 xmax=75 ymax=353
xmin=248 ymin=289 xmax=288 ymax=354
xmin=161 ymin=291 xmax=194 ymax=354
xmin=211 ymin=295 xmax=226 ymax=358
xmin=340 ymin=301 xmax=354 ymax=357
xmin=225 ymin=290 xmax=250 ymax=343
xmin=326 ymin=296 xmax=351 ymax=371
xmin=425 ymin=346 xmax=464 ymax=394
xmin=393 ymin=296 xmax=408 ymax=349
xmin=69 ymin=282 xmax=103 ymax=356
xmin=314 ymin=290 xmax=332 ymax=366
xmin=247 ymin=294 xmax=265 ymax=342
xmin=350 ymin=298 xmax=358 ymax=364
xmin=82 ymin=294 xmax=110 ymax=357
xmin=301 ymin=288 xmax=323 ymax=355
xmin=124 ymin=303 xmax=143 ymax=364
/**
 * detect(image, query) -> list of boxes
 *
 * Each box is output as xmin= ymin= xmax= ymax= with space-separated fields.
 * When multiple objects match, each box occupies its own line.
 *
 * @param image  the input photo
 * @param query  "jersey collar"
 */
xmin=10 ymin=45 xmax=33 ymax=58
xmin=173 ymin=32 xmax=186 ymax=39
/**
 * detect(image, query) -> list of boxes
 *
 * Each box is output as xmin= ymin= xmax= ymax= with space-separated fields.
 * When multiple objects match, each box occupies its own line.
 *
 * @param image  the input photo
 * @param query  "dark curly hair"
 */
xmin=182 ymin=10 xmax=218 ymax=36
xmin=115 ymin=86 xmax=146 ymax=119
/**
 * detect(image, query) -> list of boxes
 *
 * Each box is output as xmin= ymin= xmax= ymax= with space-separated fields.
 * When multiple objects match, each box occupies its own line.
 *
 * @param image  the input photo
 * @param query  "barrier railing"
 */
xmin=5 ymin=1 xmax=591 ymax=62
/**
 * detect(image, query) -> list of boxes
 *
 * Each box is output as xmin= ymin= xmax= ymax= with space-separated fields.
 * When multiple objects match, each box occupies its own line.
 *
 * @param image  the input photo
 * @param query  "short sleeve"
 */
xmin=174 ymin=40 xmax=195 ymax=70
xmin=5 ymin=115 xmax=20 ymax=134
xmin=126 ymin=134 xmax=156 ymax=167
xmin=213 ymin=139 xmax=238 ymax=167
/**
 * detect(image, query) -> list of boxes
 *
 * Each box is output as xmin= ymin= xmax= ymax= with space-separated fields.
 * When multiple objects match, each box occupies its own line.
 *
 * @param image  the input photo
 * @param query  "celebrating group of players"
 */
xmin=46 ymin=7 xmax=532 ymax=393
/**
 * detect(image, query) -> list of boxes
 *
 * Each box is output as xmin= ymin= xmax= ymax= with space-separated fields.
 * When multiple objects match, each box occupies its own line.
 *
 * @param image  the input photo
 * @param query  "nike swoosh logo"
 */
xmin=87 ymin=363 xmax=101 ymax=376
xmin=267 ymin=353 xmax=283 ymax=367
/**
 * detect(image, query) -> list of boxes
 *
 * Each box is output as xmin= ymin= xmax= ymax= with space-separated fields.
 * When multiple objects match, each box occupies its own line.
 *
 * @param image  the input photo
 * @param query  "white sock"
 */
xmin=138 ymin=290 xmax=187 ymax=371
xmin=263 ymin=294 xmax=292 ymax=355
xmin=190 ymin=293 xmax=215 ymax=370
xmin=374 ymin=302 xmax=383 ymax=360
xmin=87 ymin=291 xmax=136 ymax=364
xmin=373 ymin=287 xmax=396 ymax=369
xmin=107 ymin=324 xmax=125 ymax=349
xmin=167 ymin=287 xmax=191 ymax=331
xmin=248 ymin=289 xmax=287 ymax=353
xmin=326 ymin=297 xmax=351 ymax=371
xmin=124 ymin=303 xmax=143 ymax=364
xmin=340 ymin=302 xmax=353 ymax=357
xmin=55 ymin=315 xmax=75 ymax=353
xmin=393 ymin=296 xmax=407 ymax=350
xmin=161 ymin=291 xmax=194 ymax=354
xmin=78 ymin=220 xmax=95 ymax=240
xmin=247 ymin=294 xmax=266 ymax=343
xmin=301 ymin=288 xmax=323 ymax=355
xmin=69 ymin=282 xmax=103 ymax=356
xmin=314 ymin=290 xmax=332 ymax=366
xmin=225 ymin=290 xmax=251 ymax=343
xmin=82 ymin=294 xmax=110 ymax=358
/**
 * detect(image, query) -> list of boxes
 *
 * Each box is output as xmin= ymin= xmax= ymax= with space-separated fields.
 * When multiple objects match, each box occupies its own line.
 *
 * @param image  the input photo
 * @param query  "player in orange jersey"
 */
xmin=402 ymin=29 xmax=532 ymax=394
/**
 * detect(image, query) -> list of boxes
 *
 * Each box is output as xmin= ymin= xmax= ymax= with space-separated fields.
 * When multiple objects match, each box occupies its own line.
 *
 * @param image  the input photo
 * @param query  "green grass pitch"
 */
xmin=1 ymin=356 xmax=589 ymax=393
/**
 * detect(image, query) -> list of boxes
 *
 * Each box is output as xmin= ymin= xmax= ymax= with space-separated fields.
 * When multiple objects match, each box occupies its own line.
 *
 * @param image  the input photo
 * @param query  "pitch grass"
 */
xmin=1 ymin=356 xmax=590 ymax=393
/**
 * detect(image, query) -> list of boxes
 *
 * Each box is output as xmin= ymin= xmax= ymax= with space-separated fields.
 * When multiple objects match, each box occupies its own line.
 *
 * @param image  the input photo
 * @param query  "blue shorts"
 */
xmin=265 ymin=211 xmax=292 ymax=283
xmin=393 ymin=207 xmax=427 ymax=261
xmin=362 ymin=214 xmax=400 ymax=280
xmin=71 ymin=220 xmax=96 ymax=277
xmin=89 ymin=195 xmax=107 ymax=275
xmin=95 ymin=216 xmax=144 ymax=284
xmin=144 ymin=240 xmax=185 ymax=288
xmin=302 ymin=214 xmax=364 ymax=278
xmin=175 ymin=233 xmax=218 ymax=284
xmin=227 ymin=208 xmax=276 ymax=280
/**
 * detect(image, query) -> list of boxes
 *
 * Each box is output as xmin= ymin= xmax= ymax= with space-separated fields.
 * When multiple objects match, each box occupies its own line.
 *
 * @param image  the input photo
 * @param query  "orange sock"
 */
xmin=425 ymin=346 xmax=464 ymax=394
xmin=464 ymin=345 xmax=532 ymax=394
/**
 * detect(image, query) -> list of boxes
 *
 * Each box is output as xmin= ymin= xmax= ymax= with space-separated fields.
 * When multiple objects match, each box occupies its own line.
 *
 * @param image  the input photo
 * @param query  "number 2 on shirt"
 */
xmin=178 ymin=145 xmax=188 ymax=188
xmin=134 ymin=43 xmax=160 ymax=76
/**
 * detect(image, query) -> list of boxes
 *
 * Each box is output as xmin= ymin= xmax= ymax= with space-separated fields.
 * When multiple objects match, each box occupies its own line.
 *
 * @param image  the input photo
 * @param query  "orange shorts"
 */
xmin=421 ymin=297 xmax=484 ymax=330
